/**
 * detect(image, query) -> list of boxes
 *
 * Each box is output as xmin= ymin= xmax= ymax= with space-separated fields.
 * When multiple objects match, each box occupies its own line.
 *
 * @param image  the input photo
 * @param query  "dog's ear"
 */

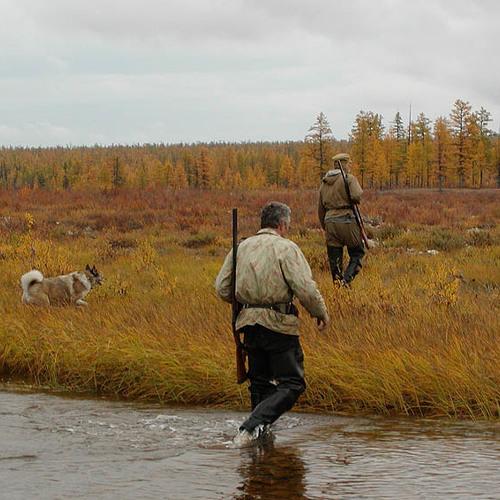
xmin=92 ymin=265 xmax=98 ymax=275
xmin=86 ymin=264 xmax=91 ymax=272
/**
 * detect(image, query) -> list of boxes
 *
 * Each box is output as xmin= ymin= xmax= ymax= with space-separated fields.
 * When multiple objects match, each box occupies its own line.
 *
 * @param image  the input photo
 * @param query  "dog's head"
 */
xmin=85 ymin=265 xmax=103 ymax=287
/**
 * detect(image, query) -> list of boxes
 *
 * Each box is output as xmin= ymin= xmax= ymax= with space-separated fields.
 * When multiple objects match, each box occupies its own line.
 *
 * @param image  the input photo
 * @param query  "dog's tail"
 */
xmin=20 ymin=270 xmax=44 ymax=294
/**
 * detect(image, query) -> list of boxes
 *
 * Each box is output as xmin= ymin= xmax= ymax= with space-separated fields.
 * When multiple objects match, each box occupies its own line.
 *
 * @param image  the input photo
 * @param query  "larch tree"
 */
xmin=245 ymin=165 xmax=267 ymax=190
xmin=195 ymin=149 xmax=216 ymax=189
xmin=62 ymin=161 xmax=71 ymax=190
xmin=475 ymin=107 xmax=493 ymax=187
xmin=350 ymin=112 xmax=370 ymax=187
xmin=159 ymin=160 xmax=174 ymax=187
xmin=449 ymin=99 xmax=472 ymax=187
xmin=351 ymin=111 xmax=384 ymax=187
xmin=406 ymin=142 xmax=423 ymax=188
xmin=412 ymin=113 xmax=433 ymax=187
xmin=388 ymin=112 xmax=407 ymax=186
xmin=279 ymin=155 xmax=295 ymax=187
xmin=112 ymin=157 xmax=126 ymax=189
xmin=304 ymin=112 xmax=334 ymax=179
xmin=135 ymin=160 xmax=148 ymax=189
xmin=171 ymin=161 xmax=188 ymax=189
xmin=0 ymin=161 xmax=9 ymax=189
xmin=465 ymin=115 xmax=482 ymax=188
xmin=433 ymin=117 xmax=452 ymax=191
xmin=297 ymin=155 xmax=319 ymax=188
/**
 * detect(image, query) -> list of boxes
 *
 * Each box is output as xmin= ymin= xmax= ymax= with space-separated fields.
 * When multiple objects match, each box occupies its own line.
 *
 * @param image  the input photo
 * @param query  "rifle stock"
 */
xmin=337 ymin=161 xmax=370 ymax=249
xmin=231 ymin=208 xmax=247 ymax=384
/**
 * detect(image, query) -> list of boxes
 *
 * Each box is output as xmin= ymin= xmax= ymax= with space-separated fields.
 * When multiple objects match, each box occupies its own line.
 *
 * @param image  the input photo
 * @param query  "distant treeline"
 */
xmin=0 ymin=100 xmax=498 ymax=191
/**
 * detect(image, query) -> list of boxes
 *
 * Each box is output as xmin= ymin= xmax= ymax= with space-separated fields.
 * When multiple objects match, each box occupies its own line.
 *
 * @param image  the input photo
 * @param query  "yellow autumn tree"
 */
xmin=350 ymin=111 xmax=385 ymax=187
xmin=245 ymin=165 xmax=267 ymax=190
xmin=170 ymin=161 xmax=188 ymax=189
xmin=296 ymin=156 xmax=318 ymax=188
xmin=433 ymin=117 xmax=453 ymax=190
xmin=449 ymin=99 xmax=473 ymax=187
xmin=279 ymin=155 xmax=295 ymax=187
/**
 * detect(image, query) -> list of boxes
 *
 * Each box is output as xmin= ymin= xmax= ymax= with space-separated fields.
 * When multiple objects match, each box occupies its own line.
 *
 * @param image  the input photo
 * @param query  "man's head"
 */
xmin=332 ymin=153 xmax=351 ymax=172
xmin=261 ymin=201 xmax=291 ymax=236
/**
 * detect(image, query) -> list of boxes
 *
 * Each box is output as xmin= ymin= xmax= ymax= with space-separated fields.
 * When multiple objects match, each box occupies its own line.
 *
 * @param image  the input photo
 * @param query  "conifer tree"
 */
xmin=297 ymin=155 xmax=318 ymax=188
xmin=475 ymin=107 xmax=493 ymax=187
xmin=304 ymin=112 xmax=334 ymax=179
xmin=351 ymin=111 xmax=384 ymax=187
xmin=172 ymin=161 xmax=188 ymax=189
xmin=412 ymin=113 xmax=433 ymax=187
xmin=279 ymin=155 xmax=295 ymax=187
xmin=388 ymin=112 xmax=407 ymax=186
xmin=196 ymin=149 xmax=215 ymax=188
xmin=433 ymin=117 xmax=452 ymax=191
xmin=449 ymin=99 xmax=472 ymax=187
xmin=465 ymin=115 xmax=482 ymax=187
xmin=112 ymin=157 xmax=125 ymax=188
xmin=62 ymin=162 xmax=70 ymax=190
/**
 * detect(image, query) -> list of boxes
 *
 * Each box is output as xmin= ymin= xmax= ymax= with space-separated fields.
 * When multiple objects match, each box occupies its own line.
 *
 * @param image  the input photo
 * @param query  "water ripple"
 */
xmin=0 ymin=386 xmax=498 ymax=499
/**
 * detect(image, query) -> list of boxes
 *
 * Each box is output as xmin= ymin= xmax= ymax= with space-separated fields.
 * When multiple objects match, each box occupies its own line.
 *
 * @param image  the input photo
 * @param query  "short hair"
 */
xmin=260 ymin=201 xmax=291 ymax=229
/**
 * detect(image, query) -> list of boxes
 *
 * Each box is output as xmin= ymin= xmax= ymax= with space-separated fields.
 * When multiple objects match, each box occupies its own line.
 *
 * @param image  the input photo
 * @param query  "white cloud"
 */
xmin=0 ymin=0 xmax=499 ymax=146
xmin=0 ymin=122 xmax=75 ymax=146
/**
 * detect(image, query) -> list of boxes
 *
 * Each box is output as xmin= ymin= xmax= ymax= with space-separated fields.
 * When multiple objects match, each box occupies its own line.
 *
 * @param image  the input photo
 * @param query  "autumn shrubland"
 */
xmin=0 ymin=188 xmax=499 ymax=418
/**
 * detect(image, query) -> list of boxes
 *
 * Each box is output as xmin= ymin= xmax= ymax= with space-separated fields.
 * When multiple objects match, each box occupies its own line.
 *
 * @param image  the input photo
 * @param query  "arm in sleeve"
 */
xmin=318 ymin=191 xmax=326 ymax=230
xmin=348 ymin=174 xmax=363 ymax=204
xmin=280 ymin=244 xmax=328 ymax=320
xmin=214 ymin=249 xmax=233 ymax=303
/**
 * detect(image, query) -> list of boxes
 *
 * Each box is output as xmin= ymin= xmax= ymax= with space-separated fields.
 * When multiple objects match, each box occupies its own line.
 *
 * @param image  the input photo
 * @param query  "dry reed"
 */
xmin=0 ymin=188 xmax=498 ymax=418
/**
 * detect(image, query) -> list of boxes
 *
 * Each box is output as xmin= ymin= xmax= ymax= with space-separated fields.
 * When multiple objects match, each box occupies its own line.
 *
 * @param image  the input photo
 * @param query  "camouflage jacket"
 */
xmin=318 ymin=169 xmax=363 ymax=229
xmin=215 ymin=228 xmax=328 ymax=336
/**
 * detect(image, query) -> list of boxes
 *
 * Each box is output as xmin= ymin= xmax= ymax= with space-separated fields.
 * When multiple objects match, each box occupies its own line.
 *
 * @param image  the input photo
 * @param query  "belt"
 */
xmin=242 ymin=302 xmax=298 ymax=316
xmin=325 ymin=213 xmax=356 ymax=224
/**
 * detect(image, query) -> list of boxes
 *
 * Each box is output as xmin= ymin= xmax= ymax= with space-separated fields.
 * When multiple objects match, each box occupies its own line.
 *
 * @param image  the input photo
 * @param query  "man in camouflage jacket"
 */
xmin=216 ymin=201 xmax=329 ymax=445
xmin=318 ymin=153 xmax=365 ymax=284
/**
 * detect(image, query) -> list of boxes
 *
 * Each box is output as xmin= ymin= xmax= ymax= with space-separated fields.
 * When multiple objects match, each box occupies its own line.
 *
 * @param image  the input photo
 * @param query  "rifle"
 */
xmin=231 ymin=208 xmax=247 ymax=384
xmin=337 ymin=161 xmax=370 ymax=249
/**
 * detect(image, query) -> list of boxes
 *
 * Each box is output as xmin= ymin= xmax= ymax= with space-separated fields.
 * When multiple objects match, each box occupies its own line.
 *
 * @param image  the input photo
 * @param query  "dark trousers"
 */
xmin=239 ymin=324 xmax=305 ymax=433
xmin=327 ymin=245 xmax=365 ymax=284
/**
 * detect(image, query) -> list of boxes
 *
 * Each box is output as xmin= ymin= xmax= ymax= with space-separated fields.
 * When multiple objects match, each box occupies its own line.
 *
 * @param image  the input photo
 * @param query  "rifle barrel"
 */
xmin=231 ymin=208 xmax=247 ymax=384
xmin=231 ymin=208 xmax=238 ymax=328
xmin=337 ymin=161 xmax=370 ymax=248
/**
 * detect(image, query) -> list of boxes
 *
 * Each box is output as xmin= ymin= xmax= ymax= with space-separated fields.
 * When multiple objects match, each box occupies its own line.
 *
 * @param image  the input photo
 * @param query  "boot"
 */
xmin=344 ymin=246 xmax=365 ymax=283
xmin=327 ymin=246 xmax=344 ymax=283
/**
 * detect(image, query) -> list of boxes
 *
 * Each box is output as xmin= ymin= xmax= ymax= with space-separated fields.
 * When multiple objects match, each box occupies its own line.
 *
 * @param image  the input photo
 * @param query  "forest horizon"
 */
xmin=1 ymin=99 xmax=499 ymax=190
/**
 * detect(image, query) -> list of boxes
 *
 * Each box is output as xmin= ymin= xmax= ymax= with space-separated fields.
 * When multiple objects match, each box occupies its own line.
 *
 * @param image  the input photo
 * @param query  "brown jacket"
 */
xmin=318 ymin=169 xmax=363 ymax=229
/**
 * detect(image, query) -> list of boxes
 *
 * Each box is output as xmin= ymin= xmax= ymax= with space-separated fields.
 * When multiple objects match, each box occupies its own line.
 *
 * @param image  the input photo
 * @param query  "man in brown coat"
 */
xmin=318 ymin=153 xmax=365 ymax=284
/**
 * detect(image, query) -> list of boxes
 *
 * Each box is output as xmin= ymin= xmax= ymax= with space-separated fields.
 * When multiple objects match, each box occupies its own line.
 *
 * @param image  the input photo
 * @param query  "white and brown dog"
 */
xmin=20 ymin=265 xmax=103 ymax=306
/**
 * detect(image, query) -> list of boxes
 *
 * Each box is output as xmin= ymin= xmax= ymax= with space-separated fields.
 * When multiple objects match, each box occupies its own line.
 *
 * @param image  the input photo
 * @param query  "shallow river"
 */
xmin=1 ymin=386 xmax=499 ymax=499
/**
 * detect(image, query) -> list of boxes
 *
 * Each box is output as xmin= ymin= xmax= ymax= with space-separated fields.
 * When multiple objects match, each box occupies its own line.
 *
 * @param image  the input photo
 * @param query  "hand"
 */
xmin=316 ymin=314 xmax=330 ymax=332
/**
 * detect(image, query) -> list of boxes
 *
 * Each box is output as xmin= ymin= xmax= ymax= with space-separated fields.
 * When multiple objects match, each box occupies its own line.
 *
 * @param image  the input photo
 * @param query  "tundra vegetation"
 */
xmin=0 ymin=188 xmax=498 ymax=418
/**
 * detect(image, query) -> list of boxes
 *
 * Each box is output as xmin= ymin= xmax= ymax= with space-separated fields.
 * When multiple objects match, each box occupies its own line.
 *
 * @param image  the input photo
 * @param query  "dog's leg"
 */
xmin=75 ymin=299 xmax=88 ymax=307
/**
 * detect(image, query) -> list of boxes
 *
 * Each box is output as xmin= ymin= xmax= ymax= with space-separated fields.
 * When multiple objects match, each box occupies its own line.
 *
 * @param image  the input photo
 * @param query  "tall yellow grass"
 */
xmin=0 ymin=189 xmax=499 ymax=418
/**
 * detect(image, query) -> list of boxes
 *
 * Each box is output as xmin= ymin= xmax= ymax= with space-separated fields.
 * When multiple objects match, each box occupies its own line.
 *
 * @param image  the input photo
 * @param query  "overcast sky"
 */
xmin=0 ymin=0 xmax=498 ymax=147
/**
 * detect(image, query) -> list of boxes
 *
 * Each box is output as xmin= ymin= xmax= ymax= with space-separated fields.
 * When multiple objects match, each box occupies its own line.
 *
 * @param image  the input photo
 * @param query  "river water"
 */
xmin=1 ymin=386 xmax=499 ymax=499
